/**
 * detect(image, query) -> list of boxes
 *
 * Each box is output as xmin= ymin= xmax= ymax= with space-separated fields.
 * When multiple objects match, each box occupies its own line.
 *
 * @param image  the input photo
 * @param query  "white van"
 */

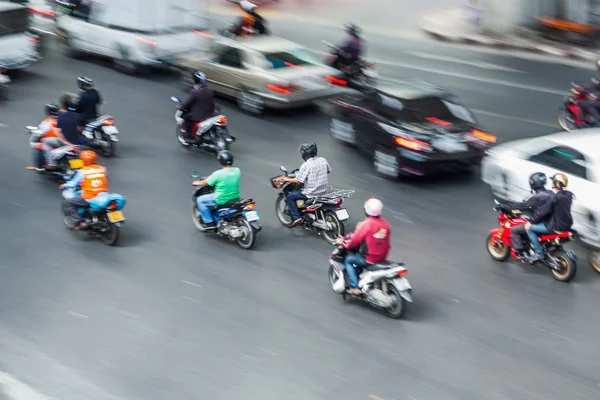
xmin=0 ymin=2 xmax=42 ymax=70
xmin=55 ymin=0 xmax=211 ymax=74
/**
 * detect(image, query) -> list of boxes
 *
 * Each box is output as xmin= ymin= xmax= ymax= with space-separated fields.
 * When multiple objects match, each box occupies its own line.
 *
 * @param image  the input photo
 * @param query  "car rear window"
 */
xmin=260 ymin=48 xmax=319 ymax=69
xmin=0 ymin=5 xmax=28 ymax=37
xmin=405 ymin=97 xmax=475 ymax=124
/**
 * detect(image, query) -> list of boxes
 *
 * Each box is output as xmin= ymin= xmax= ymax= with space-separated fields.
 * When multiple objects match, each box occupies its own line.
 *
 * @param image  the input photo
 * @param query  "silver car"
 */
xmin=175 ymin=35 xmax=349 ymax=114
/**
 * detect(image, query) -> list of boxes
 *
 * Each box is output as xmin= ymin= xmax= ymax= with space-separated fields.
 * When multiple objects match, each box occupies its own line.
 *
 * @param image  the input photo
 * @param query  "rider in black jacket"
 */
xmin=526 ymin=173 xmax=574 ymax=261
xmin=502 ymin=172 xmax=554 ymax=256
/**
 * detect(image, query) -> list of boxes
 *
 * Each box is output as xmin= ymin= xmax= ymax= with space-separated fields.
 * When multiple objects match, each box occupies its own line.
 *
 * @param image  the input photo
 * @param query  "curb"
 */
xmin=420 ymin=19 xmax=600 ymax=62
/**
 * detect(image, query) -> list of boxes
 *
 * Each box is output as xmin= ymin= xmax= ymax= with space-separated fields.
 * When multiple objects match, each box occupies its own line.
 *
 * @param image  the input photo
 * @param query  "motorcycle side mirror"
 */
xmin=191 ymin=173 xmax=199 ymax=179
xmin=280 ymin=165 xmax=287 ymax=173
xmin=171 ymin=96 xmax=181 ymax=103
xmin=593 ymin=78 xmax=599 ymax=84
xmin=493 ymin=199 xmax=500 ymax=205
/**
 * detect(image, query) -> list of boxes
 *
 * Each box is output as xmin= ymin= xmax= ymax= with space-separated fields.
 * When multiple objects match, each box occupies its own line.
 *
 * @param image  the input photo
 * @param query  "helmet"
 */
xmin=299 ymin=142 xmax=318 ymax=161
xmin=552 ymin=173 xmax=568 ymax=189
xmin=45 ymin=103 xmax=59 ymax=117
xmin=80 ymin=150 xmax=97 ymax=166
xmin=77 ymin=76 xmax=93 ymax=89
xmin=193 ymin=71 xmax=206 ymax=85
xmin=528 ymin=172 xmax=547 ymax=191
xmin=240 ymin=0 xmax=257 ymax=12
xmin=364 ymin=197 xmax=383 ymax=217
xmin=345 ymin=23 xmax=360 ymax=37
xmin=217 ymin=150 xmax=234 ymax=166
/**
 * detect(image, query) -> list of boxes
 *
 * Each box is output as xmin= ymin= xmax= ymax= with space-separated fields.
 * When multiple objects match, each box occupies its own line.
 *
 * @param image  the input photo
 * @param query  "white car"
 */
xmin=481 ymin=129 xmax=600 ymax=247
xmin=54 ymin=0 xmax=211 ymax=74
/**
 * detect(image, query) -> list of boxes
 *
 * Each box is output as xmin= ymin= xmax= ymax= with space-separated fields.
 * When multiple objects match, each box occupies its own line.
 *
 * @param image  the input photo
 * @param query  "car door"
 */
xmin=526 ymin=145 xmax=592 ymax=231
xmin=352 ymin=92 xmax=384 ymax=151
xmin=205 ymin=46 xmax=251 ymax=97
xmin=61 ymin=1 xmax=93 ymax=52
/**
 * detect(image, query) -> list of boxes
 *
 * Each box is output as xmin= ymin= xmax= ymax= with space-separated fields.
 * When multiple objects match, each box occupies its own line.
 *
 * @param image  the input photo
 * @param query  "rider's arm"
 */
xmin=194 ymin=171 xmax=218 ymax=187
xmin=179 ymin=90 xmax=196 ymax=111
xmin=343 ymin=221 xmax=368 ymax=249
xmin=531 ymin=196 xmax=555 ymax=224
xmin=55 ymin=118 xmax=73 ymax=145
xmin=64 ymin=170 xmax=84 ymax=189
xmin=284 ymin=163 xmax=308 ymax=184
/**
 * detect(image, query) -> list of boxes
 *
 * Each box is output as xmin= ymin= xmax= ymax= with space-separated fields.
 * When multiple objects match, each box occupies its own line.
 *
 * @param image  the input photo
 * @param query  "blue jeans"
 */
xmin=286 ymin=191 xmax=307 ymax=221
xmin=527 ymin=223 xmax=550 ymax=254
xmin=196 ymin=193 xmax=217 ymax=224
xmin=344 ymin=253 xmax=370 ymax=288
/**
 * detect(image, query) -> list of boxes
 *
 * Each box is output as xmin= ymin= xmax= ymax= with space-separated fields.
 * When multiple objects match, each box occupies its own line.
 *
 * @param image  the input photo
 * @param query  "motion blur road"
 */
xmin=1 ymin=19 xmax=600 ymax=400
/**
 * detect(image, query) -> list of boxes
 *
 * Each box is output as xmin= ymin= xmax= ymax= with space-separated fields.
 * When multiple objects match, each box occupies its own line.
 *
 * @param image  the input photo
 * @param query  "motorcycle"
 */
xmin=557 ymin=82 xmax=596 ymax=132
xmin=486 ymin=200 xmax=577 ymax=282
xmin=271 ymin=165 xmax=353 ymax=245
xmin=79 ymin=115 xmax=119 ymax=157
xmin=322 ymin=40 xmax=378 ymax=88
xmin=589 ymin=248 xmax=600 ymax=274
xmin=328 ymin=232 xmax=412 ymax=319
xmin=170 ymin=96 xmax=235 ymax=153
xmin=26 ymin=125 xmax=82 ymax=179
xmin=191 ymin=173 xmax=261 ymax=250
xmin=61 ymin=188 xmax=127 ymax=246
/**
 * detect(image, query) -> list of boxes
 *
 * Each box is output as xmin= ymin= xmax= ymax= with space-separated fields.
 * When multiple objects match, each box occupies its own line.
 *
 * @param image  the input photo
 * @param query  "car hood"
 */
xmin=487 ymin=137 xmax=535 ymax=158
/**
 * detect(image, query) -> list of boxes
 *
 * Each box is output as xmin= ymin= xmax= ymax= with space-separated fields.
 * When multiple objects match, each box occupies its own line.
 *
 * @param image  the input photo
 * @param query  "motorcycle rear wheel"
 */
xmin=235 ymin=217 xmax=256 ymax=250
xmin=550 ymin=250 xmax=577 ymax=282
xmin=486 ymin=233 xmax=510 ymax=261
xmin=385 ymin=285 xmax=406 ymax=319
xmin=100 ymin=222 xmax=120 ymax=246
xmin=322 ymin=210 xmax=345 ymax=245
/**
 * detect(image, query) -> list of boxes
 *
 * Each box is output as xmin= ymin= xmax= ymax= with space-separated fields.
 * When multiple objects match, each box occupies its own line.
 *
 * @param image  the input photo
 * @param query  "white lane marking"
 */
xmin=471 ymin=108 xmax=558 ymax=128
xmin=0 ymin=122 xmax=9 ymax=128
xmin=0 ymin=372 xmax=51 ymax=400
xmin=310 ymin=49 xmax=565 ymax=95
xmin=406 ymin=51 xmax=526 ymax=73
xmin=182 ymin=280 xmax=202 ymax=288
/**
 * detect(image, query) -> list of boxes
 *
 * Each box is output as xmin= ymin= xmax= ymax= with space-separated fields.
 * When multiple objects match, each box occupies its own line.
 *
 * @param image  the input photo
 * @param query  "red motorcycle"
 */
xmin=558 ymin=82 xmax=595 ymax=131
xmin=485 ymin=200 xmax=577 ymax=282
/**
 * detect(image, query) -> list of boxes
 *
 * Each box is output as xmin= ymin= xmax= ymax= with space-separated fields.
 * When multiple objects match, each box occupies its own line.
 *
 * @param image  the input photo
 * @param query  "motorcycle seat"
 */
xmin=208 ymin=198 xmax=252 ymax=211
xmin=366 ymin=261 xmax=405 ymax=271
xmin=87 ymin=192 xmax=127 ymax=212
xmin=538 ymin=231 xmax=572 ymax=241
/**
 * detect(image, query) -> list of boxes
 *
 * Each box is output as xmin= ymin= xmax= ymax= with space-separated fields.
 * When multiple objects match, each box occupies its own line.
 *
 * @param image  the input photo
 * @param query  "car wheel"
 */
xmin=113 ymin=46 xmax=140 ymax=75
xmin=373 ymin=149 xmax=400 ymax=179
xmin=59 ymin=32 xmax=80 ymax=58
xmin=237 ymin=90 xmax=264 ymax=115
xmin=330 ymin=117 xmax=356 ymax=145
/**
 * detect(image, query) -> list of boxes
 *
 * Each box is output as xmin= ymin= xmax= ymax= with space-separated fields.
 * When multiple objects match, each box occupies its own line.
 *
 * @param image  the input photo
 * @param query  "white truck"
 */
xmin=0 ymin=2 xmax=42 ymax=71
xmin=55 ymin=0 xmax=211 ymax=74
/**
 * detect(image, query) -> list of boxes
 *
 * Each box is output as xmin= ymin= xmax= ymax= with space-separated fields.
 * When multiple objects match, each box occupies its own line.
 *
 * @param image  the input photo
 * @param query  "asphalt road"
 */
xmin=1 ymin=21 xmax=600 ymax=400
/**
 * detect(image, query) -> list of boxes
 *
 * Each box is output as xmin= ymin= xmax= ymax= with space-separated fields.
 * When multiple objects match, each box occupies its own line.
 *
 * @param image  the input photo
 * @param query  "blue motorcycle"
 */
xmin=61 ymin=188 xmax=127 ymax=246
xmin=191 ymin=173 xmax=261 ymax=250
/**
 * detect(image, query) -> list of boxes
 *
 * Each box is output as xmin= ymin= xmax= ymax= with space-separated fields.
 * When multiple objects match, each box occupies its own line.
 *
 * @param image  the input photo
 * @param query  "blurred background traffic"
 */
xmin=2 ymin=0 xmax=600 ymax=399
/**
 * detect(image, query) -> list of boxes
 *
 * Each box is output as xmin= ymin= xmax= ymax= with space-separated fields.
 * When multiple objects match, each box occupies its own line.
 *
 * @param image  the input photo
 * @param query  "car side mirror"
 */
xmin=171 ymin=96 xmax=181 ymax=103
xmin=280 ymin=165 xmax=287 ymax=173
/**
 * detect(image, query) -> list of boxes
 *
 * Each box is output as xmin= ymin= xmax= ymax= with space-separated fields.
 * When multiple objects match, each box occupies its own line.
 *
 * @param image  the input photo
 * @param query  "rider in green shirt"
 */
xmin=192 ymin=151 xmax=241 ymax=228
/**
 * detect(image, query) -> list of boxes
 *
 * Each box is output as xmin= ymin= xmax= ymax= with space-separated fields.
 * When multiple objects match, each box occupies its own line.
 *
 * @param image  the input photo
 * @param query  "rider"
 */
xmin=27 ymin=103 xmax=73 ymax=171
xmin=500 ymin=172 xmax=554 ymax=258
xmin=192 ymin=151 xmax=241 ymax=228
xmin=577 ymin=60 xmax=600 ymax=125
xmin=59 ymin=150 xmax=109 ymax=230
xmin=178 ymin=71 xmax=216 ymax=143
xmin=76 ymin=76 xmax=102 ymax=124
xmin=336 ymin=197 xmax=391 ymax=296
xmin=525 ymin=173 xmax=574 ymax=261
xmin=232 ymin=0 xmax=269 ymax=37
xmin=280 ymin=143 xmax=331 ymax=227
xmin=330 ymin=23 xmax=364 ymax=71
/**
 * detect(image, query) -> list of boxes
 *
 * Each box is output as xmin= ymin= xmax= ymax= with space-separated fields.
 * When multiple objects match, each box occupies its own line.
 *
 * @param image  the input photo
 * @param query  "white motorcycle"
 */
xmin=0 ymin=70 xmax=10 ymax=98
xmin=328 ymin=232 xmax=412 ymax=319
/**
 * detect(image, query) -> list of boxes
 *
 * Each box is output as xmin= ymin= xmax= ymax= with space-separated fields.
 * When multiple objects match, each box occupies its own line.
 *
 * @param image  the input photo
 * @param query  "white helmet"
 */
xmin=364 ymin=197 xmax=383 ymax=217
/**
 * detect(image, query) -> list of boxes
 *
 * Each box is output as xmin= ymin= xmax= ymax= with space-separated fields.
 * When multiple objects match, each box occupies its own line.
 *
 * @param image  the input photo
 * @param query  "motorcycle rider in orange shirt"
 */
xmin=59 ymin=150 xmax=109 ymax=230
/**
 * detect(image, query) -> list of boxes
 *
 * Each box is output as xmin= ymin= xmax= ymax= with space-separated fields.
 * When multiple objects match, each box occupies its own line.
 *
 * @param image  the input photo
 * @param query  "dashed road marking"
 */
xmin=406 ymin=51 xmax=526 ymax=73
xmin=471 ymin=109 xmax=558 ymax=128
xmin=368 ymin=395 xmax=386 ymax=400
xmin=183 ymin=296 xmax=202 ymax=303
xmin=120 ymin=311 xmax=139 ymax=319
xmin=68 ymin=311 xmax=89 ymax=318
xmin=182 ymin=280 xmax=202 ymax=288
xmin=0 ymin=122 xmax=9 ymax=128
xmin=0 ymin=372 xmax=51 ymax=400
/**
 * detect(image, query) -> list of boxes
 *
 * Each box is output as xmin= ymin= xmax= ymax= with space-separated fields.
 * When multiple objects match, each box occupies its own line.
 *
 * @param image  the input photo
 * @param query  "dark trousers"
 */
xmin=287 ymin=191 xmax=307 ymax=221
xmin=580 ymin=101 xmax=600 ymax=124
xmin=511 ymin=224 xmax=527 ymax=252
xmin=65 ymin=196 xmax=90 ymax=224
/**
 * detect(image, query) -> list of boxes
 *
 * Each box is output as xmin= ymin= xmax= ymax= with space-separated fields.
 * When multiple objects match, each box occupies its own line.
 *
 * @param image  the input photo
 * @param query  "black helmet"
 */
xmin=45 ymin=103 xmax=59 ymax=117
xmin=345 ymin=23 xmax=360 ymax=37
xmin=77 ymin=76 xmax=93 ymax=89
xmin=300 ymin=142 xmax=317 ymax=161
xmin=529 ymin=172 xmax=547 ymax=191
xmin=193 ymin=71 xmax=206 ymax=85
xmin=217 ymin=150 xmax=234 ymax=166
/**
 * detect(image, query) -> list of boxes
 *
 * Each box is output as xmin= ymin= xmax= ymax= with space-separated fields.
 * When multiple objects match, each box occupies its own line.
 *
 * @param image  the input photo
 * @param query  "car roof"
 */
xmin=0 ymin=2 xmax=26 ymax=11
xmin=227 ymin=36 xmax=304 ymax=53
xmin=543 ymin=129 xmax=600 ymax=161
xmin=374 ymin=79 xmax=448 ymax=100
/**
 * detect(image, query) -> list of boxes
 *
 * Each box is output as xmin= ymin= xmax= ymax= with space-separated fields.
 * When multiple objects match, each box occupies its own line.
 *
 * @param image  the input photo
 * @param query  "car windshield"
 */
xmin=405 ymin=97 xmax=475 ymax=124
xmin=260 ymin=48 xmax=319 ymax=69
xmin=0 ymin=3 xmax=28 ymax=38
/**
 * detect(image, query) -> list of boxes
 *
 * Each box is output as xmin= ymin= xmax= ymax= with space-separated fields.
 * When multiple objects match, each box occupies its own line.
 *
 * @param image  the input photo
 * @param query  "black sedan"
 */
xmin=326 ymin=79 xmax=496 ymax=178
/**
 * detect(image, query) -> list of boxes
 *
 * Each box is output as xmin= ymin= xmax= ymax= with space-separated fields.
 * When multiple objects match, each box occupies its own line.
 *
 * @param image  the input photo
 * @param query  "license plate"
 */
xmin=102 ymin=126 xmax=119 ymax=134
xmin=244 ymin=210 xmax=260 ymax=222
xmin=107 ymin=211 xmax=125 ymax=223
xmin=335 ymin=208 xmax=350 ymax=221
xmin=432 ymin=137 xmax=468 ymax=153
xmin=68 ymin=159 xmax=84 ymax=169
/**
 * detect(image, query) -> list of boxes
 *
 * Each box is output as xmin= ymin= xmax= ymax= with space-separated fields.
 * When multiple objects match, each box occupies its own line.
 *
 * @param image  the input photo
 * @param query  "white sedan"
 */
xmin=481 ymin=129 xmax=600 ymax=248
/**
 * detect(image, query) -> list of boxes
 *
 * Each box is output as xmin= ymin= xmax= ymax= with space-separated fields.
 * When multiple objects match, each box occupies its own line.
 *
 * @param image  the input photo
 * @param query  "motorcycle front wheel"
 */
xmin=275 ymin=196 xmax=292 ymax=226
xmin=589 ymin=249 xmax=600 ymax=274
xmin=557 ymin=106 xmax=575 ymax=132
xmin=486 ymin=233 xmax=510 ymax=261
xmin=61 ymin=201 xmax=77 ymax=229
